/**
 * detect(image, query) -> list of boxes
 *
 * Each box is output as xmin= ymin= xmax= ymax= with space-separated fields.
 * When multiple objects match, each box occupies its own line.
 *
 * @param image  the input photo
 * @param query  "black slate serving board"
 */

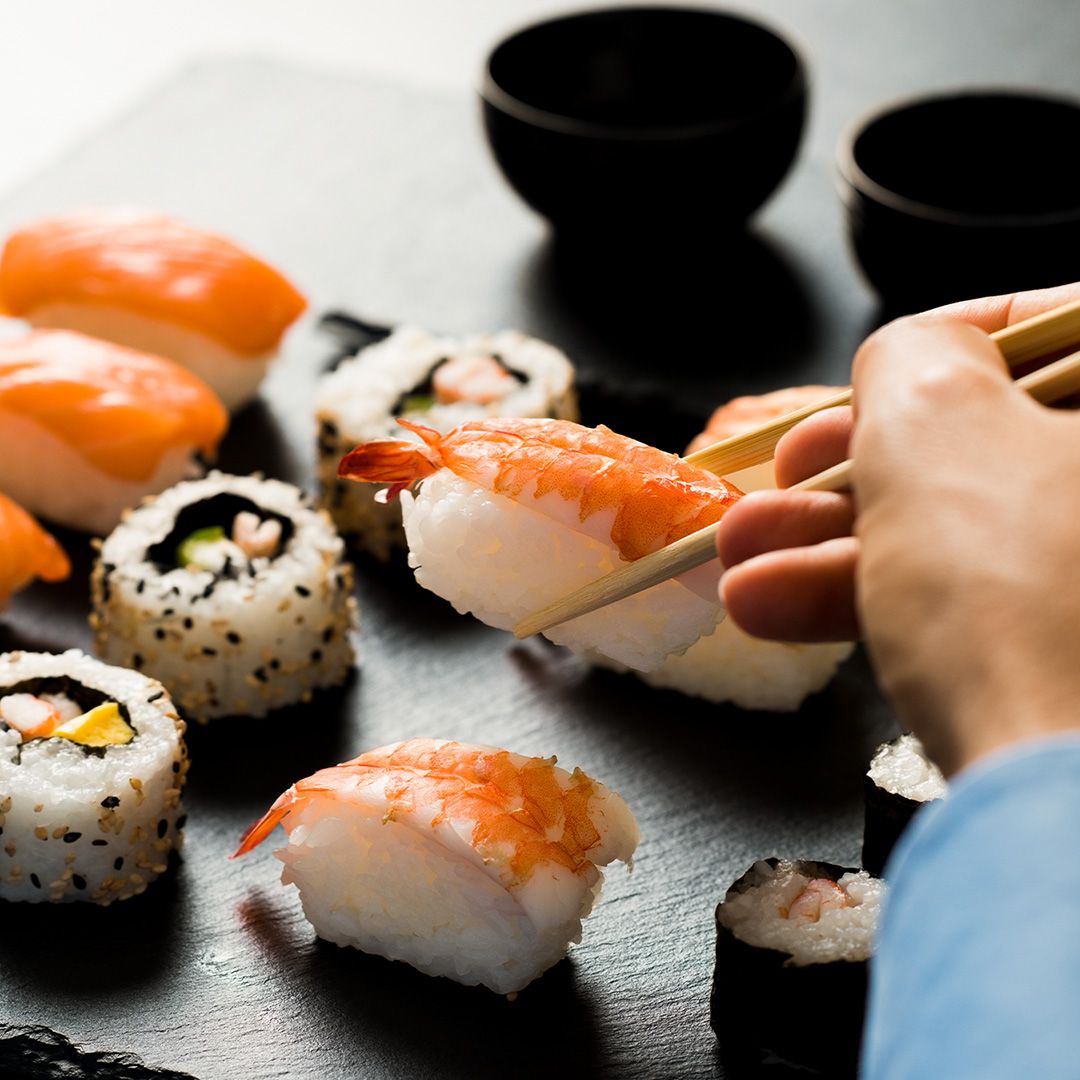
xmin=1 ymin=5 xmax=1079 ymax=1074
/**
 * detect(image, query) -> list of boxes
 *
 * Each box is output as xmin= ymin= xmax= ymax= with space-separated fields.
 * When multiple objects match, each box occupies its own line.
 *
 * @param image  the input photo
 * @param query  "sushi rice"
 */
xmin=717 ymin=859 xmax=883 ymax=966
xmin=0 ymin=649 xmax=187 ymax=904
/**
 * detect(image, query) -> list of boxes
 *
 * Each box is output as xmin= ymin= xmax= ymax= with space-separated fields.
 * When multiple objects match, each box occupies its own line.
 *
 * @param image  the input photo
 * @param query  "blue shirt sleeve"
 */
xmin=861 ymin=735 xmax=1080 ymax=1080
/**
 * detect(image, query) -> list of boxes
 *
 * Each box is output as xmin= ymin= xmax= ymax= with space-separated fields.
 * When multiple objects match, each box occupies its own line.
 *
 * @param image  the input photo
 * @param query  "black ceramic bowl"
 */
xmin=838 ymin=90 xmax=1080 ymax=310
xmin=480 ymin=6 xmax=807 ymax=238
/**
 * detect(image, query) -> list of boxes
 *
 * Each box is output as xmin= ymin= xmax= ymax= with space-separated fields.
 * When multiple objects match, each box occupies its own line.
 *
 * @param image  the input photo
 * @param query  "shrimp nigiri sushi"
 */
xmin=234 ymin=738 xmax=639 ymax=994
xmin=0 ymin=330 xmax=228 ymax=534
xmin=338 ymin=417 xmax=742 ymax=670
xmin=630 ymin=387 xmax=854 ymax=710
xmin=0 ymin=492 xmax=70 ymax=608
xmin=0 ymin=209 xmax=307 ymax=410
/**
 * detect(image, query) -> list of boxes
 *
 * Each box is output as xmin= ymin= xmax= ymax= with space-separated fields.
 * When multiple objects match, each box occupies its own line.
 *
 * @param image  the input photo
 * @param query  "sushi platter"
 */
xmin=0 ymin=4 xmax=1077 ymax=1072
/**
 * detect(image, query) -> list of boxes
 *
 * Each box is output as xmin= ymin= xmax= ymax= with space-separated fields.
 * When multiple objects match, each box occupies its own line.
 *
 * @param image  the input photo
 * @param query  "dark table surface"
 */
xmin=1 ymin=5 xmax=1079 ymax=1076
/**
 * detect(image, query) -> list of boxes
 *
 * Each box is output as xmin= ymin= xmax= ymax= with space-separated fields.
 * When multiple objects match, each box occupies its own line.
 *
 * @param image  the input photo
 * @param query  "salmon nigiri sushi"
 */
xmin=0 ymin=330 xmax=228 ymax=534
xmin=234 ymin=738 xmax=639 ymax=994
xmin=338 ymin=417 xmax=742 ymax=670
xmin=0 ymin=491 xmax=70 ymax=608
xmin=0 ymin=209 xmax=307 ymax=411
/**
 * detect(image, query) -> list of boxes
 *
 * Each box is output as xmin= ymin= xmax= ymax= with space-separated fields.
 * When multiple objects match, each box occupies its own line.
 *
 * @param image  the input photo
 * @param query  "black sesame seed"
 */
xmin=253 ymin=668 xmax=268 ymax=683
xmin=63 ymin=832 xmax=82 ymax=843
xmin=295 ymin=585 xmax=311 ymax=598
xmin=226 ymin=632 xmax=241 ymax=645
xmin=101 ymin=796 xmax=120 ymax=808
xmin=202 ymin=647 xmax=217 ymax=657
xmin=154 ymin=628 xmax=166 ymax=641
xmin=30 ymin=873 xmax=40 ymax=889
xmin=172 ymin=761 xmax=180 ymax=773
xmin=132 ymin=653 xmax=144 ymax=670
xmin=136 ymin=580 xmax=146 ymax=594
xmin=176 ymin=814 xmax=188 ymax=830
xmin=148 ymin=691 xmax=164 ymax=703
xmin=156 ymin=819 xmax=168 ymax=839
xmin=202 ymin=583 xmax=215 ymax=599
xmin=322 ymin=626 xmax=333 ymax=643
xmin=114 ymin=857 xmax=124 ymax=871
xmin=0 ymin=826 xmax=3 ymax=836
xmin=269 ymin=659 xmax=281 ymax=671
xmin=310 ymin=649 xmax=323 ymax=663
xmin=72 ymin=875 xmax=86 ymax=890
xmin=183 ymin=617 xmax=194 ymax=630
xmin=163 ymin=608 xmax=175 ymax=617
xmin=103 ymin=563 xmax=116 ymax=575
xmin=92 ymin=839 xmax=108 ymax=847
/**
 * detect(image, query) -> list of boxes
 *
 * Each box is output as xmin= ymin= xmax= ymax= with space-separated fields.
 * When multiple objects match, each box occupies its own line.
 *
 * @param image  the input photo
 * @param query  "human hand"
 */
xmin=717 ymin=283 xmax=1080 ymax=774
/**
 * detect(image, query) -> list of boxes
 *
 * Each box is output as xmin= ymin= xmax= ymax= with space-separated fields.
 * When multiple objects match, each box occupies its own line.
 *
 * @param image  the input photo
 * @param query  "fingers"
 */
xmin=721 ymin=537 xmax=859 ymax=642
xmin=929 ymin=281 xmax=1080 ymax=333
xmin=717 ymin=490 xmax=855 ymax=569
xmin=773 ymin=407 xmax=853 ymax=488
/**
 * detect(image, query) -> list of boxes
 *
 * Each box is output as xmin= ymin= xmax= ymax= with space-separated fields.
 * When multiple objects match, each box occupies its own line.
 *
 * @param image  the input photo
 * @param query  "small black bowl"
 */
xmin=838 ymin=89 xmax=1080 ymax=310
xmin=480 ymin=6 xmax=807 ymax=239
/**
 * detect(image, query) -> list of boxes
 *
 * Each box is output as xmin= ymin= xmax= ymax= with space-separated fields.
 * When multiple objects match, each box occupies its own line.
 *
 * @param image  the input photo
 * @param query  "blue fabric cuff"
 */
xmin=862 ymin=734 xmax=1080 ymax=1079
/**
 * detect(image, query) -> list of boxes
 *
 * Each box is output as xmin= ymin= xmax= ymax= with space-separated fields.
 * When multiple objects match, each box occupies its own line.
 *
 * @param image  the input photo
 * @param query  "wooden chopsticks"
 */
xmin=684 ymin=296 xmax=1080 ymax=479
xmin=513 ymin=301 xmax=1080 ymax=640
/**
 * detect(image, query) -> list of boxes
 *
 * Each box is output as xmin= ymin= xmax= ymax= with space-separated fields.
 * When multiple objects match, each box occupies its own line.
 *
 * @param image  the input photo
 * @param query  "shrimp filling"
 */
xmin=146 ymin=492 xmax=294 ymax=577
xmin=392 ymin=351 xmax=525 ymax=416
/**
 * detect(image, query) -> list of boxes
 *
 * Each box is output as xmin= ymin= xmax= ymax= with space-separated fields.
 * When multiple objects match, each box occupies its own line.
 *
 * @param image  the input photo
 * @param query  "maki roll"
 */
xmin=863 ymin=734 xmax=947 ymax=876
xmin=234 ymin=738 xmax=639 ymax=994
xmin=91 ymin=472 xmax=357 ymax=722
xmin=712 ymin=858 xmax=884 ymax=1076
xmin=0 ymin=649 xmax=187 ymax=904
xmin=315 ymin=326 xmax=578 ymax=558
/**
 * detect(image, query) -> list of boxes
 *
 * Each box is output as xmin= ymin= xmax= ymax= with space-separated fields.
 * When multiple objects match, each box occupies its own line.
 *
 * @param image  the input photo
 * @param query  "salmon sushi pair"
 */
xmin=0 ymin=209 xmax=305 ymax=411
xmin=0 ymin=211 xmax=305 ymax=535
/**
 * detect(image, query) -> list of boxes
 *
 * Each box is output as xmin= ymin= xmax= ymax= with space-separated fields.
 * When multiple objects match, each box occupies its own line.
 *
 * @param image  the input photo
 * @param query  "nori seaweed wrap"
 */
xmin=711 ymin=858 xmax=883 ymax=1077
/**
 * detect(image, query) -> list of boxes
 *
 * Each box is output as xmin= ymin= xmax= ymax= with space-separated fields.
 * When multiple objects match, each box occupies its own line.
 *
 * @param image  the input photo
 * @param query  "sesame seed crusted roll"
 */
xmin=315 ymin=326 xmax=578 ymax=559
xmin=91 ymin=472 xmax=358 ymax=722
xmin=0 ymin=649 xmax=187 ymax=905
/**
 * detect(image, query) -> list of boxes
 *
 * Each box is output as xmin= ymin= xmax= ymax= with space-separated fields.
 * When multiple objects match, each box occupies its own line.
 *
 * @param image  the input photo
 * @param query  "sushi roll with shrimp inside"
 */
xmin=0 ymin=492 xmax=70 ymax=609
xmin=315 ymin=326 xmax=578 ymax=558
xmin=234 ymin=738 xmax=639 ymax=994
xmin=91 ymin=472 xmax=357 ymax=722
xmin=0 ymin=330 xmax=227 ymax=535
xmin=712 ymin=858 xmax=885 ymax=1074
xmin=863 ymin=733 xmax=947 ymax=876
xmin=338 ymin=417 xmax=741 ymax=670
xmin=0 ymin=209 xmax=306 ymax=411
xmin=0 ymin=649 xmax=187 ymax=904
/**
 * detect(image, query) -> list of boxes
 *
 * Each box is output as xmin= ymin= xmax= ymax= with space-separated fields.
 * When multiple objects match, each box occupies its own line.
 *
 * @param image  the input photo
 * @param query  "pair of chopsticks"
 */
xmin=514 ymin=298 xmax=1080 ymax=639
